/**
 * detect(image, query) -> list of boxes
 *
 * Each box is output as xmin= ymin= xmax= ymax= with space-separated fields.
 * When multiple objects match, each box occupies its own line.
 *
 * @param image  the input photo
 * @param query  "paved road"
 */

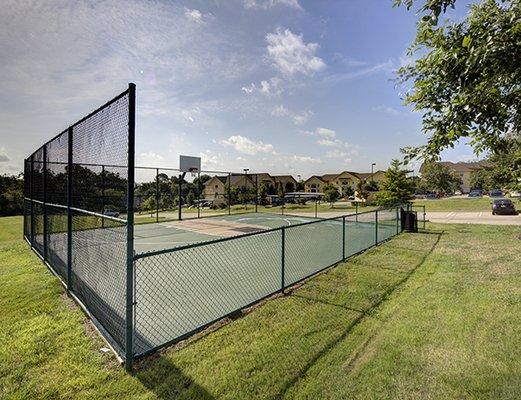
xmin=426 ymin=211 xmax=521 ymax=225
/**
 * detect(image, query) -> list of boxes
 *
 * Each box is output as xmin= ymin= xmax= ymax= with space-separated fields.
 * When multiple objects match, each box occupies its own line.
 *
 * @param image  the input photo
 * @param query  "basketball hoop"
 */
xmin=189 ymin=167 xmax=198 ymax=178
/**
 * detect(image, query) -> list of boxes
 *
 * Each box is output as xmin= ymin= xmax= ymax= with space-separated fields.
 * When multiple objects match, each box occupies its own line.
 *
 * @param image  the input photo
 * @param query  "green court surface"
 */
xmin=133 ymin=212 xmax=320 ymax=254
xmin=132 ymin=211 xmax=399 ymax=356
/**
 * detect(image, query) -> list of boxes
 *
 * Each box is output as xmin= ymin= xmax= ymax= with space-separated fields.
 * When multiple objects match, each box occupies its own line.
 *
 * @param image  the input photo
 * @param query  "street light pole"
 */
xmin=371 ymin=163 xmax=376 ymax=180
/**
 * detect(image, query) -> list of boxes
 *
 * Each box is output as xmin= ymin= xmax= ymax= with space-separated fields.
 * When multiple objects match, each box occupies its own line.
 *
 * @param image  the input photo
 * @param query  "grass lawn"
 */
xmin=413 ymin=196 xmax=521 ymax=212
xmin=1 ymin=216 xmax=520 ymax=399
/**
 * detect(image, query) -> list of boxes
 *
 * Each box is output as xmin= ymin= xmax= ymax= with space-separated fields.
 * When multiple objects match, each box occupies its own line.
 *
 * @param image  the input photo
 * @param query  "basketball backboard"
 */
xmin=180 ymin=155 xmax=201 ymax=173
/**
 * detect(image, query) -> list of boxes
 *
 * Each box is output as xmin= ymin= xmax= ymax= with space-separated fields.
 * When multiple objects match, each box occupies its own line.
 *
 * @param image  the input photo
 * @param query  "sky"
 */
xmin=0 ymin=0 xmax=478 ymax=179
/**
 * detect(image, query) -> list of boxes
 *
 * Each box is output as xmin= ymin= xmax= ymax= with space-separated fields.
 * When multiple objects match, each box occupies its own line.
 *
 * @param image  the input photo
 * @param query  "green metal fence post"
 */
xmin=355 ymin=202 xmax=358 ymax=222
xmin=178 ymin=174 xmax=183 ymax=221
xmin=156 ymin=168 xmax=159 ymax=223
xmin=66 ymin=127 xmax=73 ymax=290
xmin=125 ymin=83 xmax=136 ymax=372
xmin=314 ymin=198 xmax=317 ymax=218
xmin=281 ymin=226 xmax=285 ymax=293
xmin=396 ymin=206 xmax=399 ymax=235
xmin=255 ymin=174 xmax=258 ymax=213
xmin=43 ymin=144 xmax=48 ymax=261
xmin=342 ymin=216 xmax=346 ymax=260
xmin=101 ymin=165 xmax=105 ymax=228
xmin=423 ymin=205 xmax=426 ymax=229
xmin=375 ymin=210 xmax=378 ymax=245
xmin=197 ymin=171 xmax=201 ymax=219
xmin=30 ymin=155 xmax=34 ymax=245
xmin=228 ymin=173 xmax=231 ymax=216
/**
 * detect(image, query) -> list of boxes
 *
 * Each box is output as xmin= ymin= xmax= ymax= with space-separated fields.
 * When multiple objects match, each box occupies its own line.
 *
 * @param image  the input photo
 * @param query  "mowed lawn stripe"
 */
xmin=1 ymin=215 xmax=520 ymax=399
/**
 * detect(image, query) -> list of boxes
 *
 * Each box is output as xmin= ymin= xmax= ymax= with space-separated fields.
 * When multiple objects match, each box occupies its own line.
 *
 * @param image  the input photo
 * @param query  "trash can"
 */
xmin=400 ymin=209 xmax=418 ymax=232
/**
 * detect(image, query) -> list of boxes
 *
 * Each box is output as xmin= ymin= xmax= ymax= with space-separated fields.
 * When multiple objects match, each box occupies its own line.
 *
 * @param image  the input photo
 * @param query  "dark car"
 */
xmin=468 ymin=190 xmax=483 ymax=198
xmin=425 ymin=193 xmax=437 ymax=199
xmin=492 ymin=198 xmax=517 ymax=215
xmin=489 ymin=189 xmax=503 ymax=197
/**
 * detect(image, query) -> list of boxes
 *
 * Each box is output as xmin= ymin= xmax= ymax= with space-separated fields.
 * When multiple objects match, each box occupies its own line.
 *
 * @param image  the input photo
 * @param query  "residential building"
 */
xmin=272 ymin=175 xmax=298 ymax=192
xmin=419 ymin=160 xmax=490 ymax=193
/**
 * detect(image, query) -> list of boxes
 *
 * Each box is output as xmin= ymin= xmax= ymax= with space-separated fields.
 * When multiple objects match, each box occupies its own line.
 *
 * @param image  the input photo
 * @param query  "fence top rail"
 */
xmin=28 ymin=159 xmax=252 ymax=176
xmin=24 ymin=197 xmax=127 ymax=224
xmin=134 ymin=204 xmax=406 ymax=260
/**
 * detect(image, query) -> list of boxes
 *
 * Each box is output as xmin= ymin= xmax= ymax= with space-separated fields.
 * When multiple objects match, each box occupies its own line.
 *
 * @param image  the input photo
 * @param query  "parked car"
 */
xmin=425 ymin=193 xmax=437 ymax=200
xmin=508 ymin=191 xmax=520 ymax=199
xmin=492 ymin=198 xmax=517 ymax=215
xmin=454 ymin=190 xmax=462 ymax=196
xmin=103 ymin=207 xmax=120 ymax=218
xmin=489 ymin=189 xmax=503 ymax=197
xmin=468 ymin=190 xmax=483 ymax=198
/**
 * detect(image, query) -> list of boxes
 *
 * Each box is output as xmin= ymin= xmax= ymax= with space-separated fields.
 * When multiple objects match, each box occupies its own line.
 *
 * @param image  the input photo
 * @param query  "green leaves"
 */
xmin=396 ymin=0 xmax=521 ymax=160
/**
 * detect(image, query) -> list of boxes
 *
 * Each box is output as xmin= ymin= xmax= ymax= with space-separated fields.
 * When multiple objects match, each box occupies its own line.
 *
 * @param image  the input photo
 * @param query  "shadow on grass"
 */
xmin=275 ymin=229 xmax=445 ymax=398
xmin=130 ymin=230 xmax=443 ymax=399
xmin=133 ymin=357 xmax=215 ymax=400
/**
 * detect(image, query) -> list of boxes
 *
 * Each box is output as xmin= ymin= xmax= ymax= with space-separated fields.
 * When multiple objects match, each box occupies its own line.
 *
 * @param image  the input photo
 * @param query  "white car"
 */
xmin=509 ymin=191 xmax=520 ymax=198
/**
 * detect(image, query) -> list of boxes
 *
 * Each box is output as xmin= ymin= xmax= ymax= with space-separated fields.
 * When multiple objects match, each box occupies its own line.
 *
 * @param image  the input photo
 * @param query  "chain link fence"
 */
xmin=132 ymin=207 xmax=403 ymax=359
xmin=23 ymin=84 xmax=135 ymax=366
xmin=22 ymin=83 xmax=417 ymax=370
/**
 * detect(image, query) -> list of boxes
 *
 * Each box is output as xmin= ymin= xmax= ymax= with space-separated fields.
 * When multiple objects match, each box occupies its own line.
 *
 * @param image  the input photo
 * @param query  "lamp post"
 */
xmin=243 ymin=168 xmax=249 ymax=208
xmin=371 ymin=163 xmax=376 ymax=180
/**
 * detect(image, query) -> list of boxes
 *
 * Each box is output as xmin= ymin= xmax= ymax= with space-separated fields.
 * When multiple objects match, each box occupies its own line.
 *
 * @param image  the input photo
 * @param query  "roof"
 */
xmin=272 ymin=175 xmax=297 ymax=181
xmin=304 ymin=175 xmax=327 ymax=184
xmin=420 ymin=160 xmax=492 ymax=173
xmin=356 ymin=171 xmax=385 ymax=180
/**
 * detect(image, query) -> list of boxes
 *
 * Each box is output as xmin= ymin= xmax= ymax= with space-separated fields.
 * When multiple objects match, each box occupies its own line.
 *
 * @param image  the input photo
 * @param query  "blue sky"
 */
xmin=0 ymin=0 xmax=477 ymax=178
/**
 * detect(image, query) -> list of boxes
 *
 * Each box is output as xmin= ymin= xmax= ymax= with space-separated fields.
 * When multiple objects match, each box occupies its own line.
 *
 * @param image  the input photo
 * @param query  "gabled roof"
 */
xmin=321 ymin=171 xmax=362 ymax=182
xmin=272 ymin=175 xmax=297 ymax=182
xmin=419 ymin=160 xmax=491 ymax=173
xmin=304 ymin=175 xmax=327 ymax=184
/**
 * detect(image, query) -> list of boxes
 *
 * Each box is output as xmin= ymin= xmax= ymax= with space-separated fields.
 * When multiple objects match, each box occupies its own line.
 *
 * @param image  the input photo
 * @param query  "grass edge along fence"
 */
xmin=22 ymin=84 xmax=421 ymax=370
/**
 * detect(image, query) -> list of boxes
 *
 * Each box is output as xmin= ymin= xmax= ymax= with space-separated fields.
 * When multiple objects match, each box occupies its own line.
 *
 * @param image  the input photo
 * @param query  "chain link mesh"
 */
xmin=23 ymin=88 xmax=132 ymax=356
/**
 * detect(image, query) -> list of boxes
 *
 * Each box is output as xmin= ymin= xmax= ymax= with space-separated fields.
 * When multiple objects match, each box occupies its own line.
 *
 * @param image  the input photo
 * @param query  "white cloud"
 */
xmin=266 ymin=28 xmax=326 ymax=76
xmin=241 ymin=77 xmax=282 ymax=96
xmin=315 ymin=127 xmax=336 ymax=138
xmin=325 ymin=150 xmax=347 ymax=158
xmin=288 ymin=155 xmax=322 ymax=164
xmin=199 ymin=150 xmax=224 ymax=169
xmin=244 ymin=0 xmax=302 ymax=10
xmin=0 ymin=148 xmax=9 ymax=162
xmin=184 ymin=8 xmax=203 ymax=23
xmin=373 ymin=105 xmax=409 ymax=117
xmin=241 ymin=83 xmax=256 ymax=93
xmin=271 ymin=105 xmax=311 ymax=125
xmin=220 ymin=135 xmax=275 ymax=155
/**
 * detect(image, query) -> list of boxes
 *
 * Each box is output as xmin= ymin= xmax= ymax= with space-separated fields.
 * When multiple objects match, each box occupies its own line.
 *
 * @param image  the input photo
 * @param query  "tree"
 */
xmin=323 ymin=184 xmax=340 ymax=207
xmin=355 ymin=180 xmax=370 ymax=204
xmin=364 ymin=180 xmax=379 ymax=192
xmin=0 ymin=174 xmax=24 ymax=216
xmin=296 ymin=180 xmax=305 ymax=191
xmin=342 ymin=186 xmax=355 ymax=198
xmin=285 ymin=181 xmax=295 ymax=193
xmin=258 ymin=183 xmax=268 ymax=205
xmin=186 ymin=190 xmax=195 ymax=206
xmin=421 ymin=161 xmax=462 ymax=193
xmin=276 ymin=181 xmax=285 ymax=199
xmin=376 ymin=160 xmax=415 ymax=206
xmin=396 ymin=0 xmax=521 ymax=160
xmin=471 ymin=139 xmax=521 ymax=190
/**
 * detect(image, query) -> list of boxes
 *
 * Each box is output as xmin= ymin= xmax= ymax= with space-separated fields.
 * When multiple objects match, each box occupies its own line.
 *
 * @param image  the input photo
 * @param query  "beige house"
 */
xmin=304 ymin=170 xmax=387 ymax=196
xmin=419 ymin=161 xmax=490 ymax=193
xmin=202 ymin=174 xmax=256 ymax=203
xmin=304 ymin=176 xmax=327 ymax=193
xmin=273 ymin=175 xmax=298 ymax=192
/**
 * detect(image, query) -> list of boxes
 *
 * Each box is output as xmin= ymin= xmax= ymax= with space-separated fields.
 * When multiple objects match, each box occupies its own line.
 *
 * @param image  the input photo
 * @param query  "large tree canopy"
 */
xmin=395 ymin=0 xmax=521 ymax=160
